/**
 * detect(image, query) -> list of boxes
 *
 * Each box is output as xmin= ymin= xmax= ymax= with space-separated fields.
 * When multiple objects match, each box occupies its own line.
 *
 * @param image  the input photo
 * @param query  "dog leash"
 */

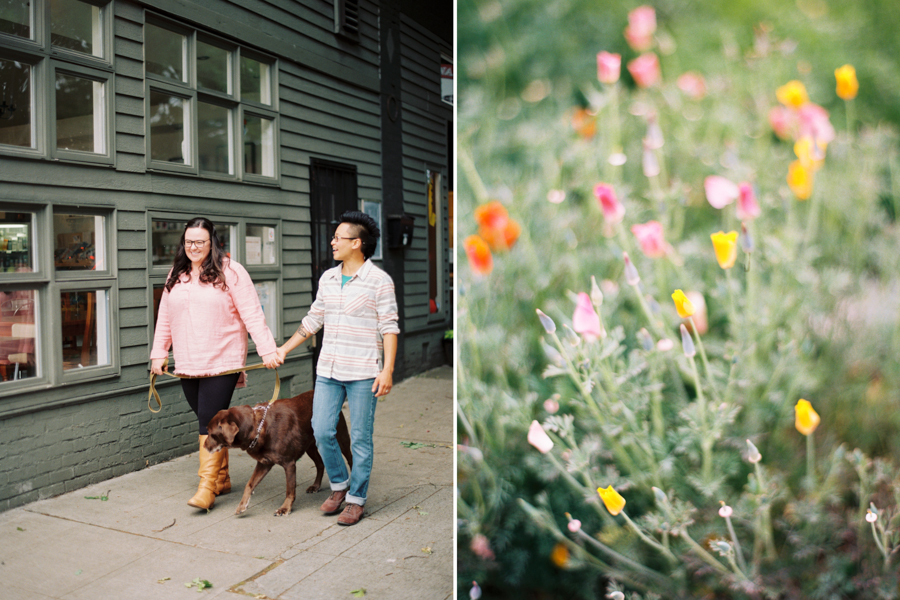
xmin=147 ymin=358 xmax=280 ymax=414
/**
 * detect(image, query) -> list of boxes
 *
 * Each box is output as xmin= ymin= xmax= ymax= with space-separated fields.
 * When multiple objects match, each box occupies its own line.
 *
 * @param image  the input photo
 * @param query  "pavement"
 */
xmin=0 ymin=366 xmax=454 ymax=600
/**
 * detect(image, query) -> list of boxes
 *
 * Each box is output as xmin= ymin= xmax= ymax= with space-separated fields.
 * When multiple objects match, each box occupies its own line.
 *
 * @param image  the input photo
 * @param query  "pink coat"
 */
xmin=150 ymin=260 xmax=277 ymax=386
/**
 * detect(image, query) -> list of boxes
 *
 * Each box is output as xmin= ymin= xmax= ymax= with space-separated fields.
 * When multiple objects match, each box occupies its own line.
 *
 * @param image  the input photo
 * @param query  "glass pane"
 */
xmin=56 ymin=73 xmax=104 ymax=153
xmin=254 ymin=280 xmax=277 ymax=336
xmin=145 ymin=23 xmax=184 ymax=82
xmin=197 ymin=41 xmax=230 ymax=93
xmin=61 ymin=290 xmax=109 ymax=370
xmin=54 ymin=213 xmax=105 ymax=271
xmin=198 ymin=102 xmax=232 ymax=174
xmin=243 ymin=115 xmax=274 ymax=177
xmin=51 ymin=0 xmax=102 ymax=57
xmin=0 ymin=211 xmax=33 ymax=272
xmin=246 ymin=224 xmax=276 ymax=265
xmin=0 ymin=0 xmax=30 ymax=38
xmin=240 ymin=56 xmax=270 ymax=105
xmin=149 ymin=91 xmax=186 ymax=164
xmin=152 ymin=219 xmax=232 ymax=267
xmin=0 ymin=58 xmax=31 ymax=147
xmin=0 ymin=288 xmax=37 ymax=382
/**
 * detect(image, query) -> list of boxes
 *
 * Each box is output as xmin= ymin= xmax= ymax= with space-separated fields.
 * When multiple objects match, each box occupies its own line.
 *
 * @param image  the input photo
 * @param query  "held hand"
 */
xmin=150 ymin=358 xmax=168 ymax=376
xmin=262 ymin=352 xmax=283 ymax=369
xmin=372 ymin=370 xmax=393 ymax=397
xmin=275 ymin=346 xmax=289 ymax=364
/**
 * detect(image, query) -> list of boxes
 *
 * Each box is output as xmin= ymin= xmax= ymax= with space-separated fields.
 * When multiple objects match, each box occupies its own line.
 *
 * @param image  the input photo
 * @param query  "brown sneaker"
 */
xmin=337 ymin=503 xmax=364 ymax=526
xmin=320 ymin=489 xmax=348 ymax=514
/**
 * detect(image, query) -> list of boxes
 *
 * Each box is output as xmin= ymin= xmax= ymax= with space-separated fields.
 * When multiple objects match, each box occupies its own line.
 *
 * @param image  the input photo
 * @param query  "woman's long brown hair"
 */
xmin=164 ymin=217 xmax=230 ymax=292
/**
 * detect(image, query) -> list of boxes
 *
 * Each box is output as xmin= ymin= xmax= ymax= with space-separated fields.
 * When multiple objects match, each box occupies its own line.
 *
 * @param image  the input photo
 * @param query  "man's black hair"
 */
xmin=340 ymin=210 xmax=380 ymax=260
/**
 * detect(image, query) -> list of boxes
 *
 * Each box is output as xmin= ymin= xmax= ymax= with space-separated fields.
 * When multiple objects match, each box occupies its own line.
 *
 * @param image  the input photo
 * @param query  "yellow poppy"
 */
xmin=795 ymin=399 xmax=820 ymax=436
xmin=793 ymin=137 xmax=825 ymax=171
xmin=671 ymin=289 xmax=695 ymax=318
xmin=834 ymin=64 xmax=859 ymax=100
xmin=776 ymin=80 xmax=809 ymax=108
xmin=787 ymin=160 xmax=814 ymax=200
xmin=550 ymin=543 xmax=570 ymax=568
xmin=710 ymin=231 xmax=739 ymax=270
xmin=597 ymin=485 xmax=626 ymax=516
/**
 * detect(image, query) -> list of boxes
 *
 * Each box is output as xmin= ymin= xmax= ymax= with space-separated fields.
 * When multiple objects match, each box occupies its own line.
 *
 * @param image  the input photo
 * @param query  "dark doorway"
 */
xmin=309 ymin=159 xmax=358 ymax=367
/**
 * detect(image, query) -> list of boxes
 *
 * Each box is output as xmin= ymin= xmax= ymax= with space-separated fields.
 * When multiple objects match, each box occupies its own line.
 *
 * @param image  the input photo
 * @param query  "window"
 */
xmin=0 ymin=204 xmax=118 ymax=394
xmin=0 ymin=0 xmax=113 ymax=163
xmin=427 ymin=170 xmax=447 ymax=318
xmin=144 ymin=16 xmax=278 ymax=181
xmin=149 ymin=215 xmax=279 ymax=352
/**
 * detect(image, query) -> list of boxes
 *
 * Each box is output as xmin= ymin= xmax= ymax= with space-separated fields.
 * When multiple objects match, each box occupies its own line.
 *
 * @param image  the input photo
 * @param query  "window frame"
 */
xmin=0 ymin=0 xmax=113 ymax=163
xmin=50 ymin=60 xmax=114 ymax=164
xmin=0 ymin=202 xmax=120 ymax=398
xmin=144 ymin=14 xmax=279 ymax=184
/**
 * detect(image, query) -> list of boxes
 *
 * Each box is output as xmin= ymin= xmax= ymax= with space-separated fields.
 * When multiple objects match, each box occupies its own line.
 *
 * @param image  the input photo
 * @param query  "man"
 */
xmin=276 ymin=211 xmax=399 ymax=525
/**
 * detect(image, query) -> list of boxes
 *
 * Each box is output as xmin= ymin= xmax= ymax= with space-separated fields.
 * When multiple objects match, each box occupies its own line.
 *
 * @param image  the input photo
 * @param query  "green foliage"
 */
xmin=457 ymin=1 xmax=900 ymax=598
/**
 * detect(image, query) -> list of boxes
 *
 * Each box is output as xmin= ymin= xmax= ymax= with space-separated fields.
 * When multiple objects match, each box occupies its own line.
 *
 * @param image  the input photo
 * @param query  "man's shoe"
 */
xmin=320 ymin=490 xmax=348 ymax=514
xmin=337 ymin=503 xmax=364 ymax=526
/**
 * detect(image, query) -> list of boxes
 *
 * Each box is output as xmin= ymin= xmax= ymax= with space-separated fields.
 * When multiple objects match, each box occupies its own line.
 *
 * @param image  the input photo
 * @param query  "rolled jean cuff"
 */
xmin=346 ymin=493 xmax=366 ymax=506
xmin=330 ymin=479 xmax=350 ymax=492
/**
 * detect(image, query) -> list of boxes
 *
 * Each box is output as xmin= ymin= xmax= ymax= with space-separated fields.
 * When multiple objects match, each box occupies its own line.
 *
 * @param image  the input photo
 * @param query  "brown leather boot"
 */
xmin=320 ymin=489 xmax=347 ymax=514
xmin=215 ymin=448 xmax=230 ymax=495
xmin=188 ymin=435 xmax=225 ymax=510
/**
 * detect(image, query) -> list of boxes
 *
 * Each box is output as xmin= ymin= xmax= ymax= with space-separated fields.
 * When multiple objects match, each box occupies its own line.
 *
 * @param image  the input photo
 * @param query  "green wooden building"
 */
xmin=0 ymin=0 xmax=453 ymax=511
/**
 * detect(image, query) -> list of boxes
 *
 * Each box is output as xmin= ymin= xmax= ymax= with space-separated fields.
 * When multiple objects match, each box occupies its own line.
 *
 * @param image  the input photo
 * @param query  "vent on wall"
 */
xmin=334 ymin=0 xmax=361 ymax=42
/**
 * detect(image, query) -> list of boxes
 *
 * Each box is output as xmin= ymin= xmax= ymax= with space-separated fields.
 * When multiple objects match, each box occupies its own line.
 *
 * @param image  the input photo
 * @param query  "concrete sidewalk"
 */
xmin=1 ymin=366 xmax=453 ymax=600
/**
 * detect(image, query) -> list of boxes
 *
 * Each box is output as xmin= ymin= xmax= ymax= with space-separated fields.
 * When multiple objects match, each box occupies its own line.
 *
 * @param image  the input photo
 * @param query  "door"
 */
xmin=309 ymin=160 xmax=358 ymax=368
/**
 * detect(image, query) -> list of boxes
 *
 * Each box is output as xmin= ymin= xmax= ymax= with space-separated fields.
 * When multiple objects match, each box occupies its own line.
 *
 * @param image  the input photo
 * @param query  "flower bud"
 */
xmin=590 ymin=275 xmax=604 ymax=308
xmin=866 ymin=510 xmax=878 ymax=523
xmin=544 ymin=396 xmax=560 ymax=414
xmin=652 ymin=486 xmax=668 ymax=505
xmin=718 ymin=502 xmax=733 ymax=518
xmin=642 ymin=139 xmax=661 ymax=177
xmin=536 ymin=309 xmax=556 ymax=334
xmin=637 ymin=328 xmax=654 ymax=351
xmin=623 ymin=252 xmax=640 ymax=286
xmin=607 ymin=593 xmax=625 ymax=600
xmin=741 ymin=222 xmax=754 ymax=254
xmin=746 ymin=439 xmax=762 ymax=463
xmin=680 ymin=324 xmax=696 ymax=358
xmin=470 ymin=582 xmax=482 ymax=600
xmin=568 ymin=519 xmax=582 ymax=533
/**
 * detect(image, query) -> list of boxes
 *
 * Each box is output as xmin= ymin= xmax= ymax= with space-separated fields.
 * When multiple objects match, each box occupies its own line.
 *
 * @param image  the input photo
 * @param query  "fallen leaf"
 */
xmin=16 ymin=527 xmax=24 ymax=531
xmin=421 ymin=546 xmax=433 ymax=554
xmin=75 ymin=569 xmax=82 ymax=575
xmin=351 ymin=589 xmax=367 ymax=597
xmin=157 ymin=577 xmax=171 ymax=584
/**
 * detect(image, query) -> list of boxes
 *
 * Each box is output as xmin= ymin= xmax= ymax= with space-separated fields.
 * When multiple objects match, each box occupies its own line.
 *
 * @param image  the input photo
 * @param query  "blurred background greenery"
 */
xmin=457 ymin=0 xmax=900 ymax=598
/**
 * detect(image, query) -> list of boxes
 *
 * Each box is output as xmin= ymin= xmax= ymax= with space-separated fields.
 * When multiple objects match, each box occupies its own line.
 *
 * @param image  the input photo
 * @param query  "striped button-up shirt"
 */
xmin=301 ymin=260 xmax=400 ymax=381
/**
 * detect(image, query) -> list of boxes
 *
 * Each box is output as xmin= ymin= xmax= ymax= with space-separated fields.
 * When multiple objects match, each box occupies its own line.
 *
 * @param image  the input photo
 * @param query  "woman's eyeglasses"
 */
xmin=184 ymin=240 xmax=210 ymax=248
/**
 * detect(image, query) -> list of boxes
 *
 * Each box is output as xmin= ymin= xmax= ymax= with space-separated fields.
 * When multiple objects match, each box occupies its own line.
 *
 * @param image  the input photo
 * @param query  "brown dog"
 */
xmin=204 ymin=390 xmax=352 ymax=516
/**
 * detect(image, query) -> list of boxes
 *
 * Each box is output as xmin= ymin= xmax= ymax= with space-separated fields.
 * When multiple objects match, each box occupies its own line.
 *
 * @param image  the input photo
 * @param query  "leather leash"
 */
xmin=147 ymin=358 xmax=280 ymax=414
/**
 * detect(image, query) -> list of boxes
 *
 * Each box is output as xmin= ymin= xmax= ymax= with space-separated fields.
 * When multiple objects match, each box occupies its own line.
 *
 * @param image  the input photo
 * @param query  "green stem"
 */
xmin=688 ymin=354 xmax=713 ymax=486
xmin=573 ymin=529 xmax=671 ymax=587
xmin=459 ymin=147 xmax=491 ymax=205
xmin=806 ymin=433 xmax=816 ymax=487
xmin=725 ymin=515 xmax=748 ymax=574
xmin=753 ymin=462 xmax=777 ymax=561
xmin=725 ymin=268 xmax=740 ymax=340
xmin=621 ymin=511 xmax=678 ymax=563
xmin=546 ymin=453 xmax=616 ymax=529
xmin=689 ymin=316 xmax=722 ymax=404
xmin=870 ymin=520 xmax=889 ymax=565
xmin=680 ymin=530 xmax=731 ymax=575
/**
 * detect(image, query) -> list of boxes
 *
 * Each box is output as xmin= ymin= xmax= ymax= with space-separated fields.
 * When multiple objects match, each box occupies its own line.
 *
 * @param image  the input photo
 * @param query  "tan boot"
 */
xmin=215 ymin=448 xmax=231 ymax=495
xmin=188 ymin=435 xmax=224 ymax=510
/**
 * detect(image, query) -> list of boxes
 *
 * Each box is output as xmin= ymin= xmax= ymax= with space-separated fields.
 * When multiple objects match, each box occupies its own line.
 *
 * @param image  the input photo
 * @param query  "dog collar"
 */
xmin=247 ymin=404 xmax=270 ymax=450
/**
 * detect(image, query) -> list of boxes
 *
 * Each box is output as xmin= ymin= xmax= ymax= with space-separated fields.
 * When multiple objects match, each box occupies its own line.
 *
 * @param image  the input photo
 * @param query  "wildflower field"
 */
xmin=457 ymin=1 xmax=900 ymax=598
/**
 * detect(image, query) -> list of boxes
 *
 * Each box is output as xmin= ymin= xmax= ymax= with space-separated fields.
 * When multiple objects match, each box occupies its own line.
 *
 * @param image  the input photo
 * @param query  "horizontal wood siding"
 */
xmin=399 ymin=15 xmax=452 ymax=334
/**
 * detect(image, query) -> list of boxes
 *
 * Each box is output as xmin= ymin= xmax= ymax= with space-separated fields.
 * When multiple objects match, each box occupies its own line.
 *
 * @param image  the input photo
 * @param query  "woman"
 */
xmin=150 ymin=217 xmax=282 ymax=510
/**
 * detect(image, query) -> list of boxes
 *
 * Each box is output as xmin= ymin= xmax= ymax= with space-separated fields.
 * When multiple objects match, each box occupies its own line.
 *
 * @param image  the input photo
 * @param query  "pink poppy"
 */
xmin=627 ymin=53 xmax=660 ymax=88
xmin=736 ymin=182 xmax=760 ymax=220
xmin=573 ymin=292 xmax=603 ymax=341
xmin=704 ymin=175 xmax=739 ymax=209
xmin=631 ymin=221 xmax=668 ymax=258
xmin=768 ymin=105 xmax=796 ymax=140
xmin=624 ymin=5 xmax=656 ymax=51
xmin=593 ymin=183 xmax=625 ymax=224
xmin=470 ymin=534 xmax=496 ymax=560
xmin=797 ymin=103 xmax=835 ymax=146
xmin=677 ymin=72 xmax=707 ymax=100
xmin=597 ymin=51 xmax=621 ymax=84
xmin=527 ymin=420 xmax=554 ymax=454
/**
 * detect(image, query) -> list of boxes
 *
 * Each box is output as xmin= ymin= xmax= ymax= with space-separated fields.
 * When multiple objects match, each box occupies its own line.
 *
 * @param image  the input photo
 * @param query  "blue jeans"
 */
xmin=312 ymin=376 xmax=377 ymax=506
